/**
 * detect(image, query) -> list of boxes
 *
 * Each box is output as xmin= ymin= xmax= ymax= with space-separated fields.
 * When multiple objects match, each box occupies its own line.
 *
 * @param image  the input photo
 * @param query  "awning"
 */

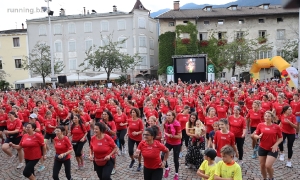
xmin=90 ymin=73 xmax=121 ymax=80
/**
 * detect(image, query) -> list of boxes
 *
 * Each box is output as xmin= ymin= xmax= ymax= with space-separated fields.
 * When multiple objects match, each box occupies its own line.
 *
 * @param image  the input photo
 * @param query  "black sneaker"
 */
xmin=137 ymin=163 xmax=142 ymax=171
xmin=129 ymin=159 xmax=135 ymax=168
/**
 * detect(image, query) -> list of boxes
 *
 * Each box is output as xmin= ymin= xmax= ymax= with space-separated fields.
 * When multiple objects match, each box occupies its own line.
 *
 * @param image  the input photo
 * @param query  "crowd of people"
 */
xmin=0 ymin=79 xmax=298 ymax=180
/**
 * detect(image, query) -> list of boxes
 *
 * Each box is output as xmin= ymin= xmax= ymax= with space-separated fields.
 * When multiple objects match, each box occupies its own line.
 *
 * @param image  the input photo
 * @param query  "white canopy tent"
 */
xmin=90 ymin=73 xmax=121 ymax=80
xmin=14 ymin=76 xmax=51 ymax=84
xmin=66 ymin=74 xmax=91 ymax=81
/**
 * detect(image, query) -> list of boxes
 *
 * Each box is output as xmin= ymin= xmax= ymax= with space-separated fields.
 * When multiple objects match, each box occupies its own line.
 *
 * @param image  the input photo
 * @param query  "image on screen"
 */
xmin=176 ymin=58 xmax=205 ymax=73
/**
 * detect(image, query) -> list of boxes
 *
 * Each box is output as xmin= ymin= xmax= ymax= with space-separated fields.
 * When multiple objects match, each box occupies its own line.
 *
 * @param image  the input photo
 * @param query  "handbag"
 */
xmin=94 ymin=158 xmax=108 ymax=166
xmin=55 ymin=154 xmax=67 ymax=161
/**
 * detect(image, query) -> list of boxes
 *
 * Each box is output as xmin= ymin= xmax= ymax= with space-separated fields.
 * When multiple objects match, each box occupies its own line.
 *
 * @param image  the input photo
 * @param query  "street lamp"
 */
xmin=45 ymin=0 xmax=56 ymax=89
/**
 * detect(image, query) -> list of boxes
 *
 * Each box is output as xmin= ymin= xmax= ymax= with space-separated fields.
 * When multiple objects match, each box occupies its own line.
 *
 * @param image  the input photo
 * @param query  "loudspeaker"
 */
xmin=58 ymin=76 xmax=67 ymax=83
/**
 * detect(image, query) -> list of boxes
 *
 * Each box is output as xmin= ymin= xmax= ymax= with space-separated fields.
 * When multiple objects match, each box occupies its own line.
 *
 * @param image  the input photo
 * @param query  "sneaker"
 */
xmin=251 ymin=151 xmax=257 ymax=159
xmin=174 ymin=174 xmax=179 ymax=180
xmin=279 ymin=154 xmax=285 ymax=161
xmin=137 ymin=163 xmax=142 ymax=171
xmin=122 ymin=147 xmax=126 ymax=155
xmin=16 ymin=163 xmax=24 ymax=169
xmin=8 ymin=155 xmax=15 ymax=163
xmin=111 ymin=168 xmax=116 ymax=175
xmin=254 ymin=145 xmax=259 ymax=152
xmin=286 ymin=161 xmax=292 ymax=168
xmin=237 ymin=160 xmax=244 ymax=165
xmin=179 ymin=152 xmax=183 ymax=158
xmin=117 ymin=150 xmax=121 ymax=156
xmin=37 ymin=165 xmax=45 ymax=172
xmin=129 ymin=159 xmax=135 ymax=168
xmin=163 ymin=168 xmax=170 ymax=178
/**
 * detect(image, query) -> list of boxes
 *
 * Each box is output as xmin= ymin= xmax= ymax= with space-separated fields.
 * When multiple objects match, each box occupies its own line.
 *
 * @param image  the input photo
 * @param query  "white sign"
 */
xmin=208 ymin=73 xmax=215 ymax=82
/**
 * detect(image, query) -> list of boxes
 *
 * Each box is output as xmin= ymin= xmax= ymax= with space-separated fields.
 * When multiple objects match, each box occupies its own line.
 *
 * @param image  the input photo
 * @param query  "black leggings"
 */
xmin=23 ymin=159 xmax=39 ymax=178
xmin=235 ymin=137 xmax=245 ymax=160
xmin=86 ymin=131 xmax=91 ymax=145
xmin=52 ymin=159 xmax=71 ymax=180
xmin=72 ymin=141 xmax=86 ymax=157
xmin=117 ymin=129 xmax=127 ymax=150
xmin=94 ymin=158 xmax=114 ymax=180
xmin=279 ymin=132 xmax=295 ymax=159
xmin=128 ymin=137 xmax=140 ymax=156
xmin=161 ymin=143 xmax=181 ymax=173
xmin=144 ymin=167 xmax=163 ymax=180
xmin=181 ymin=129 xmax=189 ymax=148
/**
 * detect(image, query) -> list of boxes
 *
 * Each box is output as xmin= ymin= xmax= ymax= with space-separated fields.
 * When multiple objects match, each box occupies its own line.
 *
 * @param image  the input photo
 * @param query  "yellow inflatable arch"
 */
xmin=249 ymin=56 xmax=297 ymax=87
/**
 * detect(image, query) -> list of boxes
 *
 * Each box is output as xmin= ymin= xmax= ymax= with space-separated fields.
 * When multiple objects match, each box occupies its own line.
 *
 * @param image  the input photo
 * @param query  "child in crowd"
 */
xmin=207 ymin=121 xmax=219 ymax=148
xmin=214 ymin=145 xmax=242 ymax=180
xmin=191 ymin=120 xmax=205 ymax=146
xmin=197 ymin=148 xmax=217 ymax=180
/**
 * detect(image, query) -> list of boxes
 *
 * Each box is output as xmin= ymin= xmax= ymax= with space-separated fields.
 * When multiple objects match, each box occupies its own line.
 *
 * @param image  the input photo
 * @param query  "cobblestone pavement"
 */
xmin=0 ymin=132 xmax=300 ymax=180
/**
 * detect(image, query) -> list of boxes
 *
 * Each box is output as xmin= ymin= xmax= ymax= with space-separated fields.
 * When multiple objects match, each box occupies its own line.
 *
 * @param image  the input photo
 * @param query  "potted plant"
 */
xmin=200 ymin=40 xmax=209 ymax=47
xmin=217 ymin=39 xmax=227 ymax=46
xmin=181 ymin=38 xmax=190 ymax=44
xmin=258 ymin=37 xmax=267 ymax=44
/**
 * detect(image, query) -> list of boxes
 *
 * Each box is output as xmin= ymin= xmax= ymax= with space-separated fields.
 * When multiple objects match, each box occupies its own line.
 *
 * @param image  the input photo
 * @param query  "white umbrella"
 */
xmin=14 ymin=76 xmax=51 ymax=84
xmin=66 ymin=74 xmax=91 ymax=81
xmin=90 ymin=73 xmax=121 ymax=80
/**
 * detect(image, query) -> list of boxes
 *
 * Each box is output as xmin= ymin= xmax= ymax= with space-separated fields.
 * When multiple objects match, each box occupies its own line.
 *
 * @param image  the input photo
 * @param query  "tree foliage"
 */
xmin=158 ymin=32 xmax=175 ymax=75
xmin=81 ymin=33 xmax=141 ymax=81
xmin=175 ymin=22 xmax=198 ymax=55
xmin=0 ymin=80 xmax=10 ymax=91
xmin=22 ymin=43 xmax=64 ymax=86
xmin=281 ymin=39 xmax=298 ymax=63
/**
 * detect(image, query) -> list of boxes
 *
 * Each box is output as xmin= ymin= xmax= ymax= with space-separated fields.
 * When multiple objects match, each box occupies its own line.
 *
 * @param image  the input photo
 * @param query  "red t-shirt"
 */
xmin=19 ymin=109 xmax=30 ymax=123
xmin=176 ymin=113 xmax=190 ymax=131
xmin=145 ymin=109 xmax=159 ymax=119
xmin=246 ymin=109 xmax=263 ymax=128
xmin=137 ymin=140 xmax=168 ymax=169
xmin=54 ymin=136 xmax=73 ymax=160
xmin=261 ymin=101 xmax=272 ymax=112
xmin=164 ymin=120 xmax=181 ymax=145
xmin=256 ymin=123 xmax=282 ymax=151
xmin=290 ymin=101 xmax=300 ymax=116
xmin=196 ymin=107 xmax=205 ymax=122
xmin=228 ymin=115 xmax=246 ymax=138
xmin=90 ymin=134 xmax=117 ymax=159
xmin=128 ymin=118 xmax=144 ymax=141
xmin=113 ymin=113 xmax=128 ymax=130
xmin=273 ymin=102 xmax=288 ymax=119
xmin=20 ymin=133 xmax=45 ymax=160
xmin=94 ymin=107 xmax=104 ymax=118
xmin=56 ymin=108 xmax=69 ymax=120
xmin=174 ymin=105 xmax=184 ymax=114
xmin=81 ymin=113 xmax=91 ymax=131
xmin=280 ymin=114 xmax=297 ymax=134
xmin=71 ymin=124 xmax=87 ymax=142
xmin=204 ymin=116 xmax=219 ymax=134
xmin=6 ymin=119 xmax=23 ymax=137
xmin=100 ymin=120 xmax=117 ymax=140
xmin=0 ymin=113 xmax=8 ymax=127
xmin=216 ymin=105 xmax=228 ymax=119
xmin=214 ymin=130 xmax=235 ymax=157
xmin=44 ymin=118 xmax=57 ymax=134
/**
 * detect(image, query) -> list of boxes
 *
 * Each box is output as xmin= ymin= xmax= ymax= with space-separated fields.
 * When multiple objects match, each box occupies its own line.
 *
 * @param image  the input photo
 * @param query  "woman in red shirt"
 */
xmin=228 ymin=106 xmax=247 ymax=164
xmin=2 ymin=111 xmax=24 ymax=169
xmin=204 ymin=107 xmax=218 ymax=140
xmin=44 ymin=111 xmax=57 ymax=157
xmin=89 ymin=122 xmax=118 ymax=180
xmin=253 ymin=111 xmax=283 ymax=180
xmin=93 ymin=101 xmax=104 ymax=123
xmin=127 ymin=108 xmax=144 ymax=171
xmin=195 ymin=101 xmax=206 ymax=123
xmin=215 ymin=99 xmax=228 ymax=119
xmin=176 ymin=105 xmax=190 ymax=158
xmin=11 ymin=123 xmax=46 ymax=179
xmin=69 ymin=114 xmax=87 ymax=169
xmin=53 ymin=126 xmax=73 ymax=180
xmin=162 ymin=111 xmax=182 ymax=180
xmin=114 ymin=106 xmax=128 ymax=155
xmin=272 ymin=94 xmax=288 ymax=124
xmin=148 ymin=116 xmax=162 ymax=142
xmin=261 ymin=95 xmax=272 ymax=113
xmin=0 ymin=107 xmax=8 ymax=144
xmin=134 ymin=126 xmax=169 ymax=180
xmin=278 ymin=105 xmax=297 ymax=167
xmin=174 ymin=99 xmax=184 ymax=114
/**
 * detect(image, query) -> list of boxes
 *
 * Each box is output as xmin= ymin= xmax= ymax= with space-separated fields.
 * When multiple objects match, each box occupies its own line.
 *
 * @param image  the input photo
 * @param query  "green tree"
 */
xmin=81 ymin=34 xmax=141 ymax=81
xmin=175 ymin=22 xmax=198 ymax=55
xmin=158 ymin=32 xmax=175 ymax=75
xmin=0 ymin=80 xmax=10 ymax=91
xmin=281 ymin=39 xmax=298 ymax=63
xmin=22 ymin=43 xmax=64 ymax=86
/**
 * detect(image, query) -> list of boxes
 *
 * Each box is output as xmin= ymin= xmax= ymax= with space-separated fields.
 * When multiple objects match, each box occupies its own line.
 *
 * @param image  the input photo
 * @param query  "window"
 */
xmin=54 ymin=41 xmax=62 ymax=52
xmin=258 ymin=18 xmax=265 ymax=23
xmin=139 ymin=36 xmax=146 ymax=47
xmin=68 ymin=40 xmax=76 ymax=52
xmin=236 ymin=31 xmax=244 ymax=39
xmin=140 ymin=55 xmax=147 ymax=66
xmin=150 ymin=56 xmax=154 ymax=64
xmin=277 ymin=29 xmax=285 ymax=40
xmin=221 ymin=72 xmax=226 ymax=78
xmin=199 ymin=32 xmax=208 ymax=41
xmin=218 ymin=20 xmax=224 ymax=25
xmin=206 ymin=7 xmax=212 ymax=11
xmin=168 ymin=22 xmax=175 ymax=26
xmin=118 ymin=37 xmax=127 ymax=48
xmin=258 ymin=51 xmax=272 ymax=59
xmin=84 ymin=22 xmax=92 ymax=33
xmin=15 ymin=84 xmax=24 ymax=89
xmin=149 ymin=22 xmax=154 ymax=32
xmin=183 ymin=21 xmax=188 ymax=23
xmin=259 ymin=30 xmax=266 ymax=38
xmin=277 ymin=18 xmax=283 ymax=23
xmin=218 ymin=32 xmax=226 ymax=40
xmin=117 ymin=20 xmax=126 ymax=30
xmin=101 ymin=37 xmax=109 ymax=47
xmin=232 ymin=6 xmax=237 ymax=10
xmin=54 ymin=24 xmax=62 ymax=34
xmin=85 ymin=39 xmax=93 ymax=51
xmin=263 ymin=5 xmax=269 ymax=9
xmin=68 ymin=23 xmax=76 ymax=34
xmin=138 ymin=17 xmax=146 ymax=29
xmin=238 ymin=19 xmax=245 ymax=24
xmin=15 ymin=59 xmax=22 ymax=68
xmin=149 ymin=39 xmax=154 ymax=49
xmin=101 ymin=21 xmax=109 ymax=32
xmin=69 ymin=59 xmax=77 ymax=70
xmin=39 ymin=25 xmax=46 ymax=35
xmin=204 ymin=20 xmax=210 ymax=25
xmin=277 ymin=50 xmax=284 ymax=56
xmin=0 ymin=60 xmax=2 ymax=69
xmin=13 ymin=37 xmax=20 ymax=47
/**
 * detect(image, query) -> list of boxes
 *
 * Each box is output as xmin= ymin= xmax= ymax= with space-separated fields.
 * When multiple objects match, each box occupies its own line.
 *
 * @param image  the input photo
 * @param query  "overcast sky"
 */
xmin=0 ymin=0 xmax=235 ymax=31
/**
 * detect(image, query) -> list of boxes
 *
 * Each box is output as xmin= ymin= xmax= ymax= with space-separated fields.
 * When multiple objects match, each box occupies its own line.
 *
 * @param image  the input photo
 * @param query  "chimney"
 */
xmin=84 ymin=7 xmax=86 ymax=15
xmin=60 ymin=8 xmax=65 ymax=16
xmin=22 ymin=23 xmax=24 ymax=29
xmin=174 ymin=1 xmax=180 ymax=11
xmin=87 ymin=10 xmax=90 ymax=15
xmin=113 ymin=5 xmax=117 ymax=12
